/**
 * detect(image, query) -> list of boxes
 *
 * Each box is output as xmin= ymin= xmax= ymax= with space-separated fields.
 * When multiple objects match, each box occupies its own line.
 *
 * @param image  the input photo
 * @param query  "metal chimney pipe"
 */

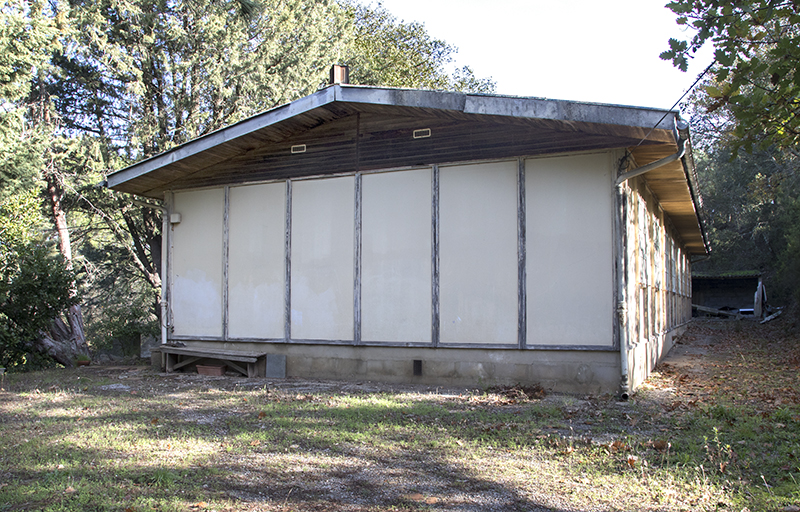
xmin=330 ymin=64 xmax=349 ymax=85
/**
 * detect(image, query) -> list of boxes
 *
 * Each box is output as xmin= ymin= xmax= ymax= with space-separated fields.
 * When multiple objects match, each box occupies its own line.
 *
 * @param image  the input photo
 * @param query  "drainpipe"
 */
xmin=614 ymin=181 xmax=631 ymax=401
xmin=615 ymin=115 xmax=689 ymax=399
xmin=132 ymin=199 xmax=169 ymax=348
xmin=615 ymin=117 xmax=689 ymax=186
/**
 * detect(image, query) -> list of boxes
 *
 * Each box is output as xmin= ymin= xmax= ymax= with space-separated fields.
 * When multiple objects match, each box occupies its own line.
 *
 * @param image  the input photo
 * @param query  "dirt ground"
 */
xmin=3 ymin=317 xmax=798 ymax=512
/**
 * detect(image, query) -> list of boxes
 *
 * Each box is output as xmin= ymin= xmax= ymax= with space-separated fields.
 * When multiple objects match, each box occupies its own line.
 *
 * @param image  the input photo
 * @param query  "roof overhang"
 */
xmin=107 ymin=84 xmax=708 ymax=254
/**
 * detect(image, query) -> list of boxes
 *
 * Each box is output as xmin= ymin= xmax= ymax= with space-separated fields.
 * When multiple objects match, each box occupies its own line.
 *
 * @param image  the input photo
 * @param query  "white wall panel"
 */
xmin=291 ymin=177 xmax=354 ymax=340
xmin=227 ymin=183 xmax=285 ymax=339
xmin=362 ymin=169 xmax=432 ymax=342
xmin=171 ymin=188 xmax=224 ymax=337
xmin=526 ymin=154 xmax=613 ymax=346
xmin=439 ymin=161 xmax=518 ymax=344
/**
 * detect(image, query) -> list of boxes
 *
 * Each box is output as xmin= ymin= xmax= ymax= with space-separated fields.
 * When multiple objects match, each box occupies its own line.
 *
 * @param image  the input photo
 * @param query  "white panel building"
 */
xmin=108 ymin=82 xmax=707 ymax=394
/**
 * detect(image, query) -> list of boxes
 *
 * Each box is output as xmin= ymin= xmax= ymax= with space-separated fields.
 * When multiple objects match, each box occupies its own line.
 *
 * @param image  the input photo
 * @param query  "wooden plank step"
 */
xmin=158 ymin=346 xmax=265 ymax=363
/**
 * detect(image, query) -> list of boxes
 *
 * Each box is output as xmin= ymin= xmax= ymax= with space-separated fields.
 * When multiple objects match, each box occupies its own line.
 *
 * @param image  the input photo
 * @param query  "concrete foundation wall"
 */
xmin=627 ymin=323 xmax=688 ymax=390
xmin=180 ymin=341 xmax=622 ymax=394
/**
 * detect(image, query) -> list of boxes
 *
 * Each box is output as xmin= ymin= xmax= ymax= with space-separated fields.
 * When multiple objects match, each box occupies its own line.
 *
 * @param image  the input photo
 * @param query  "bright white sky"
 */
xmin=375 ymin=0 xmax=715 ymax=110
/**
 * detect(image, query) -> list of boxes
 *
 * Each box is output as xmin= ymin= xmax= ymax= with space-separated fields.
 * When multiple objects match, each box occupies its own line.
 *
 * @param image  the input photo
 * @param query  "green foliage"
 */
xmin=662 ymin=0 xmax=800 ymax=151
xmin=50 ymin=0 xmax=494 ymax=163
xmin=50 ymin=0 xmax=351 ymax=160
xmin=0 ymin=0 xmax=59 ymax=102
xmin=692 ymin=142 xmax=799 ymax=304
xmin=0 ymin=0 xmax=61 ymax=197
xmin=85 ymin=275 xmax=159 ymax=354
xmin=342 ymin=1 xmax=495 ymax=93
xmin=776 ymin=196 xmax=800 ymax=303
xmin=0 ymin=193 xmax=78 ymax=370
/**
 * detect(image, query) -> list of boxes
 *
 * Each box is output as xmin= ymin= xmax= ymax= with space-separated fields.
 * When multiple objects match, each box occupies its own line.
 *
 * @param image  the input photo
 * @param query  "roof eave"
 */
xmin=107 ymin=85 xmax=679 ymax=190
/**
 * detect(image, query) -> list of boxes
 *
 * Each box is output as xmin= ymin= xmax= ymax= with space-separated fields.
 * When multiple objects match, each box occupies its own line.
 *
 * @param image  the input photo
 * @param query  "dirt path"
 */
xmin=645 ymin=317 xmax=800 ymax=412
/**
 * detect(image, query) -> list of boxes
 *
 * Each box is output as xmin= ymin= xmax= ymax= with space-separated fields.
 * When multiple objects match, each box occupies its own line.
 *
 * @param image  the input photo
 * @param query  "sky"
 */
xmin=375 ymin=0 xmax=715 ymax=110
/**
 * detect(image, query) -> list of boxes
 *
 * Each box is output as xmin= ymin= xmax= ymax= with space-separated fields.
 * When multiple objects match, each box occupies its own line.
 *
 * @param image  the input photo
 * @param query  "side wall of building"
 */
xmin=621 ymin=175 xmax=693 ymax=391
xmin=164 ymin=153 xmax=622 ymax=392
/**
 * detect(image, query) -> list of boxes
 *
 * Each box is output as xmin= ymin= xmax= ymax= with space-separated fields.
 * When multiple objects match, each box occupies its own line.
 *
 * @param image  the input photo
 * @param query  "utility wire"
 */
xmin=634 ymin=60 xmax=716 ymax=148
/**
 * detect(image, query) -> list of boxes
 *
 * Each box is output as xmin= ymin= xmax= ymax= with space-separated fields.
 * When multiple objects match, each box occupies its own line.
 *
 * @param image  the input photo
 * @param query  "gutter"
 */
xmin=615 ymin=117 xmax=688 ymax=186
xmin=614 ymin=115 xmax=688 ymax=399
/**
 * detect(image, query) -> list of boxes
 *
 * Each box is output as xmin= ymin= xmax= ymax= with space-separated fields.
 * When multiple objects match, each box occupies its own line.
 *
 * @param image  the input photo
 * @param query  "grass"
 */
xmin=0 ymin=319 xmax=798 ymax=511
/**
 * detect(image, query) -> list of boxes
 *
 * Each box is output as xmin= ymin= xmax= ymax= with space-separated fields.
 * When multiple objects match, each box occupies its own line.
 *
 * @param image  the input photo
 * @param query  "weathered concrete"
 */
xmin=181 ymin=341 xmax=621 ymax=394
xmin=627 ymin=323 xmax=688 ymax=391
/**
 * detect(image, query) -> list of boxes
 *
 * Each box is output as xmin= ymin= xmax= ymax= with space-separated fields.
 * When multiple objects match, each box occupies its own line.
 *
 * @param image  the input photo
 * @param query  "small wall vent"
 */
xmin=413 ymin=359 xmax=423 ymax=376
xmin=413 ymin=128 xmax=431 ymax=139
xmin=291 ymin=144 xmax=307 ymax=154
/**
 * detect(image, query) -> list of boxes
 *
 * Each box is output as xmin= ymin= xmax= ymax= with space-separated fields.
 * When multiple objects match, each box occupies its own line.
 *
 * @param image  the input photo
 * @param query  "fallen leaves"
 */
xmin=651 ymin=319 xmax=800 ymax=414
xmin=644 ymin=439 xmax=670 ymax=452
xmin=481 ymin=384 xmax=546 ymax=404
xmin=605 ymin=440 xmax=630 ymax=453
xmin=405 ymin=492 xmax=440 ymax=505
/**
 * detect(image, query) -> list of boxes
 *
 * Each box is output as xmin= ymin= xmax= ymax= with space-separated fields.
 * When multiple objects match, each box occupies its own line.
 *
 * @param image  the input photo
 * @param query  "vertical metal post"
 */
xmin=615 ymin=155 xmax=631 ymax=398
xmin=284 ymin=180 xmax=292 ymax=342
xmin=517 ymin=158 xmax=527 ymax=349
xmin=431 ymin=165 xmax=440 ymax=347
xmin=353 ymin=113 xmax=362 ymax=345
xmin=354 ymin=173 xmax=362 ymax=345
xmin=222 ymin=186 xmax=230 ymax=341
xmin=162 ymin=192 xmax=173 ymax=344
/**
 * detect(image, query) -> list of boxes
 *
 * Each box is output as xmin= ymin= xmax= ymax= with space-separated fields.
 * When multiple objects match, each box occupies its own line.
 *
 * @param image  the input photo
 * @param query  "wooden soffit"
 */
xmin=628 ymin=142 xmax=708 ymax=254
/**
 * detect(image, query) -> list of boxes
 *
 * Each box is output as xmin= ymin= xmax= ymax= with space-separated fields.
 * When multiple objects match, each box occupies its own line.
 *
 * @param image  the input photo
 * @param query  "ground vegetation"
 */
xmin=0 ymin=319 xmax=797 ymax=511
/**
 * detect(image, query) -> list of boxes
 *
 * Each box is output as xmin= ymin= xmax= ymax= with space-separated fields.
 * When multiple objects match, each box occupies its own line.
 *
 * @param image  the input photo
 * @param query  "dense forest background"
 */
xmin=662 ymin=1 xmax=800 ymax=309
xmin=1 ymin=0 xmax=798 ymax=370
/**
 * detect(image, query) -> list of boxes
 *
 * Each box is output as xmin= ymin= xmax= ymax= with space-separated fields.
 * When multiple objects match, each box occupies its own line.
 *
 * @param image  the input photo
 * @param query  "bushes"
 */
xmin=0 ymin=193 xmax=77 ymax=370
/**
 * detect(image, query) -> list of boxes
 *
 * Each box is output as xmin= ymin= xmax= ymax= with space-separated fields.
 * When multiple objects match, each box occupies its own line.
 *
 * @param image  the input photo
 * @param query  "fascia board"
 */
xmin=334 ymin=85 xmax=467 ymax=112
xmin=463 ymin=94 xmax=676 ymax=131
xmin=107 ymin=87 xmax=338 ymax=188
xmin=334 ymin=85 xmax=676 ymax=131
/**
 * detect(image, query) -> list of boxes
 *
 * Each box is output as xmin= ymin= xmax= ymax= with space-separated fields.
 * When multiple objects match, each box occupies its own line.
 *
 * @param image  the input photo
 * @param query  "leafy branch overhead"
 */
xmin=661 ymin=0 xmax=800 ymax=151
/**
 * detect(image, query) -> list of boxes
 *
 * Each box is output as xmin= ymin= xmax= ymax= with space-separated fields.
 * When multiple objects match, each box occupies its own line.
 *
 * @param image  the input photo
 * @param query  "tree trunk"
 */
xmin=33 ymin=318 xmax=85 ymax=367
xmin=43 ymin=170 xmax=89 ymax=365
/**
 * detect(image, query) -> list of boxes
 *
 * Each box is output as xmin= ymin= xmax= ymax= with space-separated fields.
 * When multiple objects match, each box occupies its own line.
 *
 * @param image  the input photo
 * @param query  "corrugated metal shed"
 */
xmin=107 ymin=84 xmax=707 ymax=254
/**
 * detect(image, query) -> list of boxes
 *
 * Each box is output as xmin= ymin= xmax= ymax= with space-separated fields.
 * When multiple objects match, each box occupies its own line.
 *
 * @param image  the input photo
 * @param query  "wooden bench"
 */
xmin=156 ymin=346 xmax=269 ymax=378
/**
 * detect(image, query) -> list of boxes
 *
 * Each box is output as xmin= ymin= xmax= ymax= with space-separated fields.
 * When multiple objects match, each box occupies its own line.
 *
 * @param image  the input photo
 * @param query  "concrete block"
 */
xmin=425 ymin=360 xmax=457 ymax=378
xmin=266 ymin=354 xmax=286 ymax=379
xmin=150 ymin=349 xmax=163 ymax=371
xmin=366 ymin=359 xmax=403 ymax=377
xmin=140 ymin=335 xmax=159 ymax=358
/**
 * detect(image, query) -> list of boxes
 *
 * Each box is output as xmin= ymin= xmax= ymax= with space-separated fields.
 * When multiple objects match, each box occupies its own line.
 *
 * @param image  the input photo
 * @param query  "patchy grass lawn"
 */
xmin=1 ymin=318 xmax=799 ymax=512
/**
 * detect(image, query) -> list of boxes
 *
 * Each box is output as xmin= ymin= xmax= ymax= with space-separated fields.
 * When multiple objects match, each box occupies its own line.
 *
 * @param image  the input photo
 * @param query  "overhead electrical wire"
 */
xmin=634 ymin=60 xmax=717 ymax=149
